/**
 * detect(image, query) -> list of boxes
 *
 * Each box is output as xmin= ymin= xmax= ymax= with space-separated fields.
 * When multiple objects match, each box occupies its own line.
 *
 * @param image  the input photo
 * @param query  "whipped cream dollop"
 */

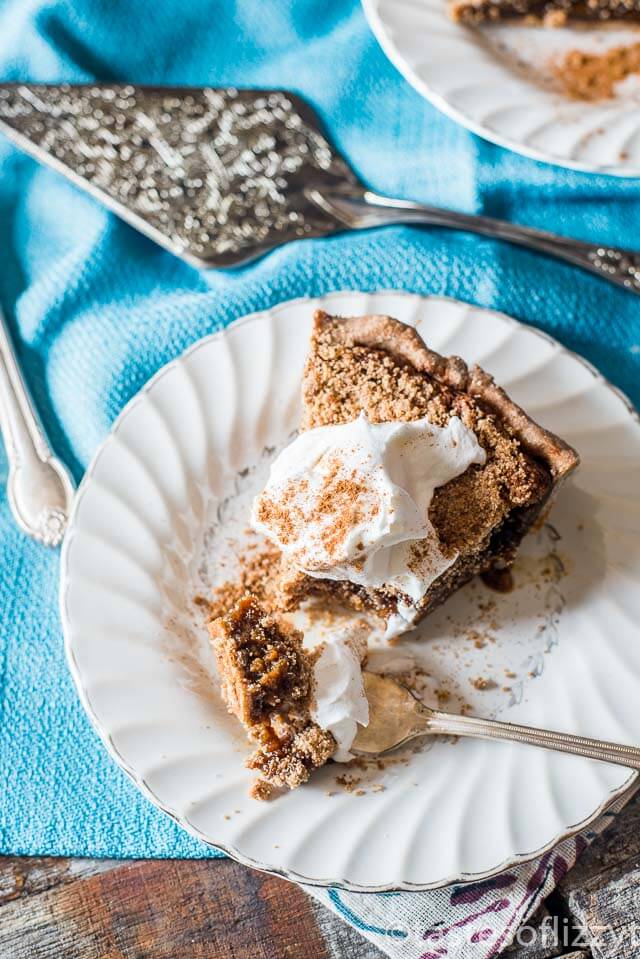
xmin=310 ymin=624 xmax=369 ymax=761
xmin=252 ymin=412 xmax=486 ymax=603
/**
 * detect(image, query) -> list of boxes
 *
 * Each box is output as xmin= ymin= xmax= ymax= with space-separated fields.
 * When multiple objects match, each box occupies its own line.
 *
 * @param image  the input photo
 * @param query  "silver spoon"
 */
xmin=353 ymin=672 xmax=640 ymax=769
xmin=0 ymin=305 xmax=74 ymax=546
xmin=0 ymin=83 xmax=639 ymax=293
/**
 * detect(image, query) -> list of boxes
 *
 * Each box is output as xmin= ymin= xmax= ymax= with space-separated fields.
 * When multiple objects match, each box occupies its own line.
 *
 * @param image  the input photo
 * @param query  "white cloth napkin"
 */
xmin=305 ymin=784 xmax=635 ymax=958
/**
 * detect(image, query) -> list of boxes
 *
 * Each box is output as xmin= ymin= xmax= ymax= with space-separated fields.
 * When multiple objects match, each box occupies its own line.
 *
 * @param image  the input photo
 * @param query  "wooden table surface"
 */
xmin=1 ymin=789 xmax=637 ymax=959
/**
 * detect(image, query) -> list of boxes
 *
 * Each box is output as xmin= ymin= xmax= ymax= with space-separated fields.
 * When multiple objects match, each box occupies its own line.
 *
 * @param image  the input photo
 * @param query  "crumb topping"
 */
xmin=205 ymin=540 xmax=282 ymax=621
xmin=247 ymin=719 xmax=335 ymax=792
xmin=302 ymin=312 xmax=551 ymax=559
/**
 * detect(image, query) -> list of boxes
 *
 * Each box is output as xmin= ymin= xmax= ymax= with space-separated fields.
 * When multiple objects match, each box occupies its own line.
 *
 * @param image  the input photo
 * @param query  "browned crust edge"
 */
xmin=447 ymin=0 xmax=640 ymax=23
xmin=312 ymin=309 xmax=580 ymax=485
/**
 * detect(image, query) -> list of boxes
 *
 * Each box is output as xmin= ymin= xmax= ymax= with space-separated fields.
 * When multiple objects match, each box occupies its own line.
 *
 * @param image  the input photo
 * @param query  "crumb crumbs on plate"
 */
xmin=470 ymin=676 xmax=498 ymax=691
xmin=335 ymin=773 xmax=363 ymax=793
xmin=553 ymin=43 xmax=640 ymax=101
xmin=200 ymin=540 xmax=283 ymax=621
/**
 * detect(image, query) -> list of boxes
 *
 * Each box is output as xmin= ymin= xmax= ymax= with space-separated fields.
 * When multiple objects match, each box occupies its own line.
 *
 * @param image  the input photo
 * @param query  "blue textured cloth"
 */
xmin=0 ymin=0 xmax=639 ymax=865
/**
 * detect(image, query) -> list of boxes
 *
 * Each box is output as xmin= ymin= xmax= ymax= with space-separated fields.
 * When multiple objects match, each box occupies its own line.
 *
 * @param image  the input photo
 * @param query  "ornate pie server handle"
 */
xmin=0 ymin=306 xmax=74 ymax=546
xmin=310 ymin=187 xmax=640 ymax=296
xmin=425 ymin=710 xmax=640 ymax=770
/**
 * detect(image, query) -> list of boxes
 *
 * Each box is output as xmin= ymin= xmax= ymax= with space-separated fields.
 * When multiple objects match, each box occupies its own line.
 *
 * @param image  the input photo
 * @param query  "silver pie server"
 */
xmin=0 ymin=304 xmax=74 ymax=546
xmin=354 ymin=672 xmax=640 ymax=770
xmin=1 ymin=83 xmax=640 ymax=293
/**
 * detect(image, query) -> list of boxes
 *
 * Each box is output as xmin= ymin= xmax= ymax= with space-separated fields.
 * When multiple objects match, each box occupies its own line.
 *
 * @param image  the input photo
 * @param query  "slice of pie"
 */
xmin=266 ymin=310 xmax=578 ymax=634
xmin=210 ymin=595 xmax=335 ymax=798
xmin=449 ymin=0 xmax=640 ymax=25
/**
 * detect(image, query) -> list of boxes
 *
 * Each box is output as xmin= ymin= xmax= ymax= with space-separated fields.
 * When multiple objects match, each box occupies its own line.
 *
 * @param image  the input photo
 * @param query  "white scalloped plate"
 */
xmin=363 ymin=0 xmax=640 ymax=176
xmin=61 ymin=291 xmax=640 ymax=891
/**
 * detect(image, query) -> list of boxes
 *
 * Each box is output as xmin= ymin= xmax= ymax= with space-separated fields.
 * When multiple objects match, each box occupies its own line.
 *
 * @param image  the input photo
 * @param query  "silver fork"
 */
xmin=353 ymin=673 xmax=640 ymax=770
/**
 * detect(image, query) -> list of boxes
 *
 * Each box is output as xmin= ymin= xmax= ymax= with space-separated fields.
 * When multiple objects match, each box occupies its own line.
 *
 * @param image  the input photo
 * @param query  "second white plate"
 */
xmin=364 ymin=0 xmax=640 ymax=176
xmin=61 ymin=291 xmax=640 ymax=890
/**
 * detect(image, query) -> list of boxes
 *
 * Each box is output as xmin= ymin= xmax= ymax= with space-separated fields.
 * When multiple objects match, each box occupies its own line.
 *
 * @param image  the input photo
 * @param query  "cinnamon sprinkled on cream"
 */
xmin=252 ymin=411 xmax=486 ymax=612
